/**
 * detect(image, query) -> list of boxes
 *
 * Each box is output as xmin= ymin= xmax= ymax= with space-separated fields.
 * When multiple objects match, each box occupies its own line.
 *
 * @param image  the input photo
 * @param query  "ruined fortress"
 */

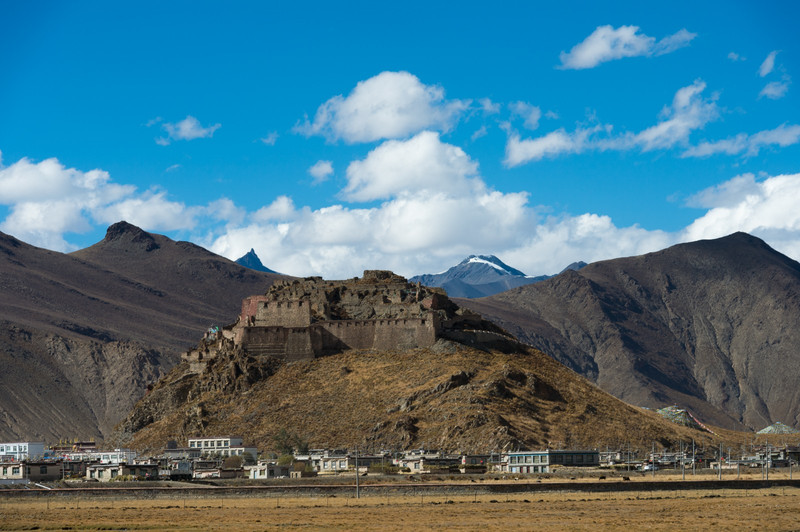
xmin=183 ymin=270 xmax=515 ymax=368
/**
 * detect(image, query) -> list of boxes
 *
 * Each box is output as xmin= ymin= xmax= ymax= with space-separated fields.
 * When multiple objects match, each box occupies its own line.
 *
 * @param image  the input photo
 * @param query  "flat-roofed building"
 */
xmin=505 ymin=450 xmax=599 ymax=473
xmin=0 ymin=442 xmax=45 ymax=461
xmin=187 ymin=436 xmax=256 ymax=458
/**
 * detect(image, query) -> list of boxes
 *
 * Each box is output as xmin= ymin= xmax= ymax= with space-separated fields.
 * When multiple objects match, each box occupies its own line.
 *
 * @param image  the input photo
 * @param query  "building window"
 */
xmin=12 ymin=467 xmax=20 ymax=475
xmin=40 ymin=465 xmax=47 ymax=474
xmin=111 ymin=470 xmax=117 ymax=478
xmin=90 ymin=470 xmax=95 ymax=478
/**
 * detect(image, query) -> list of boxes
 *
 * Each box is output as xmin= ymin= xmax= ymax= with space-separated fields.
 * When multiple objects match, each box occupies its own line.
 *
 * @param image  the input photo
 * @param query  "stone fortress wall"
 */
xmin=183 ymin=270 xmax=513 ymax=368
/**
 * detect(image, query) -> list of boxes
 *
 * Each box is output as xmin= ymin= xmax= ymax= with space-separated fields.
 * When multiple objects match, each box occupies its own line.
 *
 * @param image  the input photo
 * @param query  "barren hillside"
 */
xmin=461 ymin=233 xmax=800 ymax=432
xmin=0 ymin=222 xmax=284 ymax=441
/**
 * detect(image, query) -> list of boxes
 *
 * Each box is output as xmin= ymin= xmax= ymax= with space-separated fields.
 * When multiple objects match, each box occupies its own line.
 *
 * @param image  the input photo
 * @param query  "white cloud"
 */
xmin=156 ymin=116 xmax=221 ymax=145
xmin=630 ymin=79 xmax=718 ymax=151
xmin=0 ymin=154 xmax=205 ymax=250
xmin=308 ymin=160 xmax=334 ymax=183
xmin=294 ymin=71 xmax=469 ymax=143
xmin=343 ymin=131 xmax=479 ymax=202
xmin=92 ymin=190 xmax=197 ymax=231
xmin=207 ymin=184 xmax=533 ymax=279
xmin=727 ymin=52 xmax=743 ymax=62
xmin=558 ymin=25 xmax=696 ymax=70
xmin=504 ymin=126 xmax=600 ymax=166
xmin=6 ymin=150 xmax=800 ymax=286
xmin=509 ymin=101 xmax=542 ymax=130
xmin=759 ymin=50 xmax=779 ymax=77
xmin=683 ymin=123 xmax=800 ymax=158
xmin=0 ymin=156 xmax=135 ymax=249
xmin=260 ymin=132 xmax=279 ymax=145
xmin=504 ymin=80 xmax=718 ymax=166
xmin=253 ymin=196 xmax=297 ymax=223
xmin=205 ymin=198 xmax=246 ymax=226
xmin=759 ymin=80 xmax=790 ymax=100
xmin=471 ymin=125 xmax=488 ymax=141
xmin=683 ymin=173 xmax=800 ymax=259
xmin=479 ymin=98 xmax=501 ymax=114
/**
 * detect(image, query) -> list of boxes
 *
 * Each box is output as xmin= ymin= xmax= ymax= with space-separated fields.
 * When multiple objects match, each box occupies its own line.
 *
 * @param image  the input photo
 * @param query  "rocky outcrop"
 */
xmin=116 ymin=336 xmax=718 ymax=454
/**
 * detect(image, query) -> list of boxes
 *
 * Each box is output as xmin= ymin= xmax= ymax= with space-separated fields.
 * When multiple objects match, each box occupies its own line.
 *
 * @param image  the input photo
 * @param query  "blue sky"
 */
xmin=1 ymin=1 xmax=799 ymax=278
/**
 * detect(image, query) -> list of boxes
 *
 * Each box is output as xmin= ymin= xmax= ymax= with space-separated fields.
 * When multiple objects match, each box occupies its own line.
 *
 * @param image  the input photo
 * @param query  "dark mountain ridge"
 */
xmin=460 ymin=232 xmax=800 ymax=431
xmin=0 ymin=221 xmax=285 ymax=441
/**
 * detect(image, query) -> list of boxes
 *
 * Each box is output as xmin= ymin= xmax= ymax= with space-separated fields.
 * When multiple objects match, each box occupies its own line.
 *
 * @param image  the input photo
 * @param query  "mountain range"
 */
xmin=2 ymin=223 xmax=798 ymax=446
xmin=0 ymin=221 xmax=283 ymax=442
xmin=409 ymin=255 xmax=586 ymax=298
xmin=460 ymin=232 xmax=800 ymax=431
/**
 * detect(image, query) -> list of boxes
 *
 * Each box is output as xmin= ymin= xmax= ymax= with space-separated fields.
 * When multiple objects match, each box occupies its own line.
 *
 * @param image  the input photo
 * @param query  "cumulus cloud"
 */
xmin=93 ymin=191 xmax=197 ymax=231
xmin=6 ymin=151 xmax=800 ymax=284
xmin=308 ymin=160 xmax=334 ymax=183
xmin=207 ymin=185 xmax=532 ymax=279
xmin=504 ymin=80 xmax=719 ymax=166
xmin=558 ymin=25 xmax=696 ymax=69
xmin=156 ymin=116 xmax=221 ymax=145
xmin=727 ymin=52 xmax=745 ymax=62
xmin=479 ymin=98 xmax=501 ymax=114
xmin=759 ymin=80 xmax=790 ymax=100
xmin=343 ymin=131 xmax=480 ymax=202
xmin=509 ymin=101 xmax=542 ymax=130
xmin=759 ymin=50 xmax=779 ymax=77
xmin=294 ymin=71 xmax=469 ymax=143
xmin=0 ymin=154 xmax=201 ymax=250
xmin=682 ymin=173 xmax=800 ymax=259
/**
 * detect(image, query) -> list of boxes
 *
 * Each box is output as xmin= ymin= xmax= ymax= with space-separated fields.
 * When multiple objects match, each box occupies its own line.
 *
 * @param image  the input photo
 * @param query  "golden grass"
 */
xmin=2 ymin=486 xmax=800 ymax=531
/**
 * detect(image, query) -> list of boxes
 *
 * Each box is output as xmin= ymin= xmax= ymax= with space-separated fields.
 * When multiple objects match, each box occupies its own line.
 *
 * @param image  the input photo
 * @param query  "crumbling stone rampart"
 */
xmin=183 ymin=270 xmax=512 ymax=367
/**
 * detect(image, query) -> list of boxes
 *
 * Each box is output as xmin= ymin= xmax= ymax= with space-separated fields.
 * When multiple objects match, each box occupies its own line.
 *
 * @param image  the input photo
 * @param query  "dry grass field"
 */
xmin=2 ymin=484 xmax=800 ymax=531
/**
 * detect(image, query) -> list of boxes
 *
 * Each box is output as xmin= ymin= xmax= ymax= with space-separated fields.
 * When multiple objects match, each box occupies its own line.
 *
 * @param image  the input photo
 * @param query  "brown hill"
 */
xmin=0 ymin=222 xmax=284 ymax=442
xmin=460 ymin=232 xmax=800 ymax=432
xmin=114 ymin=341 xmax=715 ymax=454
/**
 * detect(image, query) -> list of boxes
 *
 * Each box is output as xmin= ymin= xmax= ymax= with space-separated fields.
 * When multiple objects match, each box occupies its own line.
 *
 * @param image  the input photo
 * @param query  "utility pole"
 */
xmin=692 ymin=439 xmax=696 ymax=476
xmin=355 ymin=448 xmax=360 ymax=499
xmin=766 ymin=442 xmax=770 ymax=481
xmin=718 ymin=442 xmax=722 ymax=480
xmin=652 ymin=442 xmax=656 ymax=478
xmin=681 ymin=441 xmax=685 ymax=481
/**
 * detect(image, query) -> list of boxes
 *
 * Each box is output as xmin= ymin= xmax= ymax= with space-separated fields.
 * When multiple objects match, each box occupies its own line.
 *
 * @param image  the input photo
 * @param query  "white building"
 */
xmin=187 ymin=436 xmax=257 ymax=458
xmin=246 ymin=461 xmax=291 ymax=479
xmin=505 ymin=450 xmax=600 ymax=473
xmin=0 ymin=442 xmax=45 ymax=461
xmin=62 ymin=449 xmax=137 ymax=464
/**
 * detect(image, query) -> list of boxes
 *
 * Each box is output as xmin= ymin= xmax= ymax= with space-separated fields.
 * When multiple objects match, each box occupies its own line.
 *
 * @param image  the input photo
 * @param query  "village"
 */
xmin=2 ymin=433 xmax=799 ymax=486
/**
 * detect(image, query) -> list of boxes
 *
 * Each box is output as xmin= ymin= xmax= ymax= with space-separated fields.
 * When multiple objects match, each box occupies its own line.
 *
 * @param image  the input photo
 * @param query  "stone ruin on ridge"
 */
xmin=183 ymin=270 xmax=516 ymax=369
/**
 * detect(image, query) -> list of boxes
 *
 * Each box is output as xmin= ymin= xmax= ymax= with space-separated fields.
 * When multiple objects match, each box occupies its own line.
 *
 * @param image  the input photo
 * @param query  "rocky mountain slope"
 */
xmin=0 ymin=222 xmax=284 ymax=442
xmin=115 ymin=339 xmax=713 ymax=454
xmin=411 ymin=255 xmax=585 ymax=298
xmin=460 ymin=233 xmax=800 ymax=431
